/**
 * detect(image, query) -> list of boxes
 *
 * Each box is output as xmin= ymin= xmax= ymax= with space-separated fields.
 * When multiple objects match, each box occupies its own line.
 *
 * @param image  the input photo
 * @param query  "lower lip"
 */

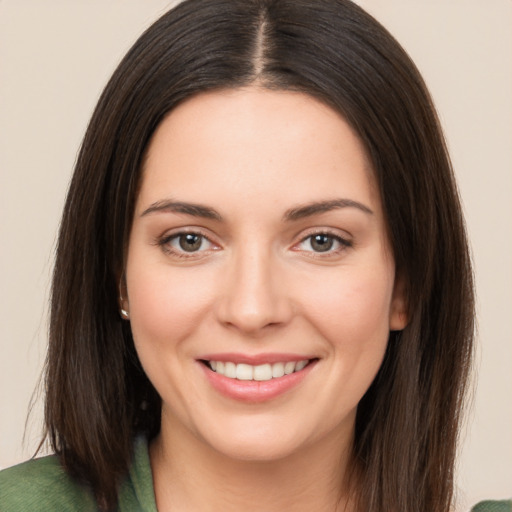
xmin=199 ymin=361 xmax=317 ymax=403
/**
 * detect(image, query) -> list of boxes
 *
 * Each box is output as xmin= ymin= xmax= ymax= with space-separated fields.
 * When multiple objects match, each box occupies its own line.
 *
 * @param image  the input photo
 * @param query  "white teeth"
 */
xmin=236 ymin=363 xmax=253 ymax=380
xmin=271 ymin=362 xmax=285 ymax=378
xmin=209 ymin=359 xmax=310 ymax=381
xmin=284 ymin=361 xmax=296 ymax=375
xmin=254 ymin=364 xmax=272 ymax=381
xmin=225 ymin=361 xmax=237 ymax=379
xmin=295 ymin=360 xmax=307 ymax=371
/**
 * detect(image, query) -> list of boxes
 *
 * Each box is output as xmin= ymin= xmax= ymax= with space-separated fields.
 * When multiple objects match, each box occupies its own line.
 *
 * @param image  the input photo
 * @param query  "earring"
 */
xmin=120 ymin=308 xmax=130 ymax=320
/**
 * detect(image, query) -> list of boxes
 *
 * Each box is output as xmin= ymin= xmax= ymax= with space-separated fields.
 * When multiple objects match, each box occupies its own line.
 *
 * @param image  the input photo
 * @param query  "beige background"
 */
xmin=1 ymin=1 xmax=511 ymax=510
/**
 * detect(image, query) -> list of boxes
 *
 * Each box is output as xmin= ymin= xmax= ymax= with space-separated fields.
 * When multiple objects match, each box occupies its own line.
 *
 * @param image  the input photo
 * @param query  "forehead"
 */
xmin=138 ymin=87 xmax=379 ymax=215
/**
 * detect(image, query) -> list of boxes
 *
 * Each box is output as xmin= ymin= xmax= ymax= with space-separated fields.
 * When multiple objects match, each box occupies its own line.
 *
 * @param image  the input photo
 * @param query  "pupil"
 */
xmin=311 ymin=234 xmax=333 ymax=252
xmin=179 ymin=234 xmax=202 ymax=252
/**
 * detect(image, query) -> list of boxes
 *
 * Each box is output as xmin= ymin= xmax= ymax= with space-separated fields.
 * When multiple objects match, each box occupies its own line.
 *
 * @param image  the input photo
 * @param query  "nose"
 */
xmin=215 ymin=244 xmax=293 ymax=336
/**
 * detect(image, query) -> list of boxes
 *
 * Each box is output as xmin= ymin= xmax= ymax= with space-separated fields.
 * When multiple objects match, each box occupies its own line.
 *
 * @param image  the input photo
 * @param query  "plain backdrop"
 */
xmin=1 ymin=1 xmax=511 ymax=510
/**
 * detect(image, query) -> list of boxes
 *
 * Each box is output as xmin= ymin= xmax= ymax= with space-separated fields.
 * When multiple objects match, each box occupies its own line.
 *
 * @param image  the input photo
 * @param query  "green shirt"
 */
xmin=1 ymin=438 xmax=510 ymax=511
xmin=0 ymin=437 xmax=157 ymax=511
xmin=472 ymin=501 xmax=512 ymax=512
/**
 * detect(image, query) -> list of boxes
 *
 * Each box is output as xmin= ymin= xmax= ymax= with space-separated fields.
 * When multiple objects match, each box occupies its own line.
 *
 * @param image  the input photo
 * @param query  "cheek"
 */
xmin=125 ymin=261 xmax=219 ymax=408
xmin=301 ymin=264 xmax=395 ymax=352
xmin=126 ymin=260 xmax=215 ymax=350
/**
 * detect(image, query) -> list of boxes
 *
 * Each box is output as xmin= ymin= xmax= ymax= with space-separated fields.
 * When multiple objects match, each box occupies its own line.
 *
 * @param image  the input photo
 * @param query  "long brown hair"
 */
xmin=44 ymin=1 xmax=474 ymax=510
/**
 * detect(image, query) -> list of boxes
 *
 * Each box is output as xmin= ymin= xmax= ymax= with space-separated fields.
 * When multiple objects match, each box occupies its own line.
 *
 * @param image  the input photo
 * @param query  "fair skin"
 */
xmin=124 ymin=87 xmax=407 ymax=511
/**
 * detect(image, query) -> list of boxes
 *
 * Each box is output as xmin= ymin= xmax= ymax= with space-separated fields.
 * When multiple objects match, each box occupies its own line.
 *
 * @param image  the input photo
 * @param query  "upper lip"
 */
xmin=198 ymin=353 xmax=317 ymax=365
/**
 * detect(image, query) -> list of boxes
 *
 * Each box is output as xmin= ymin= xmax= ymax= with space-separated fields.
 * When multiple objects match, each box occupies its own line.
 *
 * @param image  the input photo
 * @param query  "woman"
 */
xmin=0 ymin=0 xmax=480 ymax=510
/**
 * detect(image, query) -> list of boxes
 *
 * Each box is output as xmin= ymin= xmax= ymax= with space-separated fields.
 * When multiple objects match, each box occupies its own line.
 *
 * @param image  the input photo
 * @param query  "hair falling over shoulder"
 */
xmin=42 ymin=1 xmax=474 ymax=510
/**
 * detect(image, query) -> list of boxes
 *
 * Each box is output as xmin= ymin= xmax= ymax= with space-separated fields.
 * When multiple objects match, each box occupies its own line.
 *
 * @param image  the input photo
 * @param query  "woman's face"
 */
xmin=125 ymin=87 xmax=407 ymax=462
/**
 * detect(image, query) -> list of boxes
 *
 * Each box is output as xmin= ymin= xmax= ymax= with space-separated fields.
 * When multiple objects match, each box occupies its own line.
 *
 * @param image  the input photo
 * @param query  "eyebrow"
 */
xmin=283 ymin=199 xmax=373 ymax=221
xmin=140 ymin=197 xmax=373 ymax=221
xmin=140 ymin=200 xmax=223 ymax=220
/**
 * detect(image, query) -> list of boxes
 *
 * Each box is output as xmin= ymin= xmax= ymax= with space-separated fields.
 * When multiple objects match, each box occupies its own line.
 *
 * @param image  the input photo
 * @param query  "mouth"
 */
xmin=198 ymin=356 xmax=318 ymax=402
xmin=203 ymin=359 xmax=313 ymax=381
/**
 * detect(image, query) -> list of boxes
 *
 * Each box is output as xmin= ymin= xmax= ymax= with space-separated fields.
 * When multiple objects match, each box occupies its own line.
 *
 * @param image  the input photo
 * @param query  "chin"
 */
xmin=190 ymin=418 xmax=303 ymax=463
xmin=210 ymin=438 xmax=301 ymax=464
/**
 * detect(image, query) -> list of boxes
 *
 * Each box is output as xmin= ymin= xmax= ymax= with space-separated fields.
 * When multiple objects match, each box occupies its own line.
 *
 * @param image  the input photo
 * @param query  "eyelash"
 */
xmin=294 ymin=230 xmax=353 ymax=258
xmin=155 ymin=229 xmax=353 ymax=259
xmin=155 ymin=229 xmax=217 ymax=259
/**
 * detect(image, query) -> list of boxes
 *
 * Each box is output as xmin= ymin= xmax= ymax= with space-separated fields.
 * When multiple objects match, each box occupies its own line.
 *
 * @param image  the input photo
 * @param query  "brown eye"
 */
xmin=178 ymin=233 xmax=203 ymax=252
xmin=295 ymin=232 xmax=352 ymax=256
xmin=158 ymin=230 xmax=217 ymax=259
xmin=310 ymin=234 xmax=334 ymax=252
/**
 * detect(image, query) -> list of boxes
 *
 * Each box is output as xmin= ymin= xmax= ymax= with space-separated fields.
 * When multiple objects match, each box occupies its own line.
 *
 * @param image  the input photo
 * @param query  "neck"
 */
xmin=150 ymin=412 xmax=357 ymax=512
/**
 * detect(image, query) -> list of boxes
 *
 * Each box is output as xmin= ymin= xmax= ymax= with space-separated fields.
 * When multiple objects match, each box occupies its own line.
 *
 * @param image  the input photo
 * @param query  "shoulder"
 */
xmin=0 ymin=455 xmax=98 ymax=511
xmin=471 ymin=500 xmax=512 ymax=512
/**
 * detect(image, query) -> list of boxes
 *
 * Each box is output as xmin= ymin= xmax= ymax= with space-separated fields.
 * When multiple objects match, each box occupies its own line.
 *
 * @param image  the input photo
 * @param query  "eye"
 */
xmin=296 ymin=232 xmax=352 ymax=255
xmin=174 ymin=233 xmax=207 ymax=252
xmin=157 ymin=231 xmax=217 ymax=258
xmin=308 ymin=234 xmax=335 ymax=252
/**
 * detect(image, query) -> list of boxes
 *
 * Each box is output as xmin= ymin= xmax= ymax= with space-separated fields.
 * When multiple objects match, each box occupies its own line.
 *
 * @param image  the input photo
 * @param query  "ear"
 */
xmin=389 ymin=274 xmax=408 ymax=331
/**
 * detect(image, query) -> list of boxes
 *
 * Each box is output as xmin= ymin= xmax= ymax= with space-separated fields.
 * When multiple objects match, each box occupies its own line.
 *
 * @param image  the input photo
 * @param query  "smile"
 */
xmin=199 ymin=354 xmax=318 ymax=402
xmin=207 ymin=360 xmax=310 ymax=381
